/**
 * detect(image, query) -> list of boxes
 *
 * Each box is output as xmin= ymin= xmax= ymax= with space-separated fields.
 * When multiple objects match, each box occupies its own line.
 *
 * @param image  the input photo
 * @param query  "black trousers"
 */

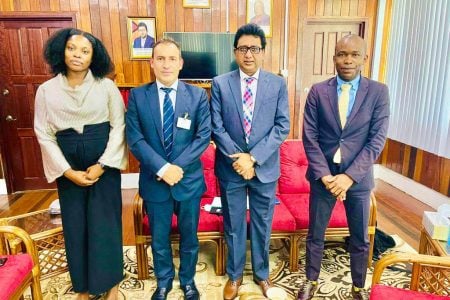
xmin=56 ymin=122 xmax=123 ymax=294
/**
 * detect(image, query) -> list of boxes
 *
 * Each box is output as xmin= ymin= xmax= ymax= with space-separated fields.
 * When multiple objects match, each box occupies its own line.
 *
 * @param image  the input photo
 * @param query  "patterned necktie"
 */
xmin=333 ymin=83 xmax=352 ymax=163
xmin=161 ymin=87 xmax=174 ymax=156
xmin=243 ymin=77 xmax=255 ymax=143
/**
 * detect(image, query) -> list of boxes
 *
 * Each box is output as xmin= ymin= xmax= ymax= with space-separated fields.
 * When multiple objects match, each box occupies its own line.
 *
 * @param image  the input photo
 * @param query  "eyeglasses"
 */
xmin=235 ymin=46 xmax=263 ymax=54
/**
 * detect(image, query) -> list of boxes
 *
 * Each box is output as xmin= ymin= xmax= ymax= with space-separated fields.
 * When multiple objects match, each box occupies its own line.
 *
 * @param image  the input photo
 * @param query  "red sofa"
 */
xmin=133 ymin=140 xmax=376 ymax=279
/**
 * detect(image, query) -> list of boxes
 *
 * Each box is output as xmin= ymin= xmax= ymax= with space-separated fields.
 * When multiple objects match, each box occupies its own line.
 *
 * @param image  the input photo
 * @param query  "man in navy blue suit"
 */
xmin=298 ymin=34 xmax=390 ymax=300
xmin=133 ymin=22 xmax=154 ymax=49
xmin=211 ymin=23 xmax=290 ymax=299
xmin=126 ymin=38 xmax=211 ymax=300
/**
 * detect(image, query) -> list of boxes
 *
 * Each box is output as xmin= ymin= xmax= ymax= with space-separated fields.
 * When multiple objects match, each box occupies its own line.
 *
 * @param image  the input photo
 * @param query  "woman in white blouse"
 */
xmin=34 ymin=28 xmax=127 ymax=300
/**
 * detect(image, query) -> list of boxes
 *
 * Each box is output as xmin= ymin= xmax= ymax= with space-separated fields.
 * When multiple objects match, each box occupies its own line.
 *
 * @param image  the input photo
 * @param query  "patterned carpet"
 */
xmin=25 ymin=236 xmax=414 ymax=299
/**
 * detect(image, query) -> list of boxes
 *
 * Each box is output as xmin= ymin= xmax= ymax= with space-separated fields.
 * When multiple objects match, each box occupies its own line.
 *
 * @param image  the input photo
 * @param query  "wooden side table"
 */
xmin=0 ymin=209 xmax=67 ymax=279
xmin=416 ymin=227 xmax=449 ymax=295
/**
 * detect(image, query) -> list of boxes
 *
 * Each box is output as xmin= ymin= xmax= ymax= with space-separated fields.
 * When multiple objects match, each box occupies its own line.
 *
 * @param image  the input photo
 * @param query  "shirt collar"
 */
xmin=336 ymin=74 xmax=360 ymax=90
xmin=239 ymin=68 xmax=260 ymax=82
xmin=156 ymin=79 xmax=178 ymax=92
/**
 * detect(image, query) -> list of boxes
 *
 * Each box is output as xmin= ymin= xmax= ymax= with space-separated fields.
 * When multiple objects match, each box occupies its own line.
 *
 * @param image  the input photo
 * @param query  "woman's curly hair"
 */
xmin=44 ymin=28 xmax=114 ymax=78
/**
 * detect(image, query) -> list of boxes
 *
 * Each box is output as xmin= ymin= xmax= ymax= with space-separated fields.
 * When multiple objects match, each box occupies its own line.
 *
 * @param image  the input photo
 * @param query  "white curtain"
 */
xmin=386 ymin=0 xmax=450 ymax=158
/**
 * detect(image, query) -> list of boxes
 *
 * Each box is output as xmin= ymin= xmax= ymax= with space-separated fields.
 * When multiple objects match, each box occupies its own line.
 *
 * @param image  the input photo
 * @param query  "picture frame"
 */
xmin=127 ymin=17 xmax=156 ymax=60
xmin=183 ymin=0 xmax=210 ymax=8
xmin=246 ymin=0 xmax=273 ymax=38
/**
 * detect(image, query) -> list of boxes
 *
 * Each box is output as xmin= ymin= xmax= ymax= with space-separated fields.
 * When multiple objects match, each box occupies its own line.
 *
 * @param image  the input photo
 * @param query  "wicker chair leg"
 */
xmin=289 ymin=235 xmax=300 ymax=272
xmin=31 ymin=272 xmax=43 ymax=300
xmin=136 ymin=241 xmax=150 ymax=280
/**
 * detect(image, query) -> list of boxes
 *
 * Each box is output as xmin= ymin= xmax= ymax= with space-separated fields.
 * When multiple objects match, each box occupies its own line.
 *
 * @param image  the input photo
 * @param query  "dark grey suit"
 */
xmin=302 ymin=76 xmax=389 ymax=287
xmin=211 ymin=69 xmax=290 ymax=280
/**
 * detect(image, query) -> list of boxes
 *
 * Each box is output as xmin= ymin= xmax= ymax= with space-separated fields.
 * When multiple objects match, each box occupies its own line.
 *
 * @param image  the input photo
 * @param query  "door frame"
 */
xmin=0 ymin=12 xmax=76 ymax=193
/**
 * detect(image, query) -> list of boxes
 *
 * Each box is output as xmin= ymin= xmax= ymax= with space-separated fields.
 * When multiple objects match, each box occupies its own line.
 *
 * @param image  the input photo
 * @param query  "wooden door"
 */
xmin=0 ymin=14 xmax=75 ymax=193
xmin=294 ymin=19 xmax=368 ymax=138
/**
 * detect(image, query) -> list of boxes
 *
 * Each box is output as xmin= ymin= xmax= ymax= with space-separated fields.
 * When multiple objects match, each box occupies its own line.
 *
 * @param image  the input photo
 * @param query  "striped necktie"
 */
xmin=333 ymin=83 xmax=352 ymax=164
xmin=161 ymin=87 xmax=174 ymax=157
xmin=243 ymin=77 xmax=255 ymax=143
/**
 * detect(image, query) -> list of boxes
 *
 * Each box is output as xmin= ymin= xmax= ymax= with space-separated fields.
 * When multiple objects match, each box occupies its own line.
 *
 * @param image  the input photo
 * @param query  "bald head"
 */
xmin=336 ymin=34 xmax=367 ymax=56
xmin=333 ymin=34 xmax=368 ymax=81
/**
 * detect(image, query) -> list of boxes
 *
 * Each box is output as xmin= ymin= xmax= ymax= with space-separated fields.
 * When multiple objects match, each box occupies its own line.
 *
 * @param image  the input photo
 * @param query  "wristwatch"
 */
xmin=97 ymin=162 xmax=108 ymax=170
xmin=250 ymin=155 xmax=257 ymax=164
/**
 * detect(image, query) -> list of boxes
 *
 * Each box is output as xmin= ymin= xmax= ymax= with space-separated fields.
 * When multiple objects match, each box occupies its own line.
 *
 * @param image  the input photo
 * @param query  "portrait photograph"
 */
xmin=127 ymin=17 xmax=156 ymax=60
xmin=246 ymin=0 xmax=273 ymax=37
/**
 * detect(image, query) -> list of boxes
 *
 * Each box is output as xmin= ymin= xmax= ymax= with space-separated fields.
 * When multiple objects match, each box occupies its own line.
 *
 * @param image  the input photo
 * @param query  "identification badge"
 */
xmin=177 ymin=112 xmax=191 ymax=129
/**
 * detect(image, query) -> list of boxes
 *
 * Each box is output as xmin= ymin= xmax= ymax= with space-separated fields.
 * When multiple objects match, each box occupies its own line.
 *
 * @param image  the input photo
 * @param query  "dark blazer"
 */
xmin=133 ymin=36 xmax=154 ymax=48
xmin=302 ymin=76 xmax=390 ymax=190
xmin=210 ymin=69 xmax=290 ymax=183
xmin=126 ymin=81 xmax=211 ymax=202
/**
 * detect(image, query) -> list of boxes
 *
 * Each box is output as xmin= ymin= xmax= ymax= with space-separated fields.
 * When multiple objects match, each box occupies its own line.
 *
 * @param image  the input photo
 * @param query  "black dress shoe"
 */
xmin=181 ymin=283 xmax=200 ymax=300
xmin=297 ymin=279 xmax=318 ymax=300
xmin=351 ymin=285 xmax=369 ymax=300
xmin=151 ymin=285 xmax=172 ymax=300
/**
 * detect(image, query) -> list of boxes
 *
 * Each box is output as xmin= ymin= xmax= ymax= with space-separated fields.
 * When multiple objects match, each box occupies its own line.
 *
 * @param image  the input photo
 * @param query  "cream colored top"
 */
xmin=34 ymin=70 xmax=127 ymax=183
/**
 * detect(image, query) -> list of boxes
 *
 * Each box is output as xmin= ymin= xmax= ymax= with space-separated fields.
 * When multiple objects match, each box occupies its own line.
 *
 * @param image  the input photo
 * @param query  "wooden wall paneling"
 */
xmin=202 ymin=4 xmax=211 ymax=32
xmin=89 ymin=0 xmax=102 ymax=45
xmin=228 ymin=0 xmax=238 ymax=33
xmin=341 ymin=0 xmax=350 ymax=16
xmin=174 ymin=0 xmax=186 ymax=32
xmin=29 ymin=0 xmax=40 ymax=11
xmin=49 ymin=0 xmax=60 ymax=11
xmin=193 ymin=8 xmax=203 ymax=31
xmin=219 ymin=0 xmax=226 ymax=32
xmin=407 ymin=146 xmax=417 ymax=179
xmin=117 ymin=0 xmax=130 ymax=83
xmin=286 ymin=0 xmax=300 ymax=139
xmin=314 ymin=0 xmax=324 ymax=16
xmin=385 ymin=139 xmax=402 ymax=173
xmin=108 ymin=0 xmax=123 ymax=81
xmin=420 ymin=151 xmax=441 ymax=193
xmin=413 ymin=149 xmax=423 ymax=182
xmin=59 ymin=0 xmax=71 ymax=11
xmin=332 ymin=0 xmax=341 ymax=16
xmin=137 ymin=0 xmax=146 ymax=16
xmin=40 ymin=0 xmax=51 ymax=11
xmin=237 ymin=0 xmax=245 ymax=25
xmin=98 ymin=0 xmax=113 ymax=54
xmin=69 ymin=0 xmax=81 ymax=28
xmin=323 ymin=0 xmax=333 ymax=16
xmin=183 ymin=3 xmax=194 ymax=31
xmin=357 ymin=0 xmax=366 ymax=16
xmin=401 ymin=144 xmax=411 ymax=176
xmin=18 ymin=0 xmax=30 ymax=11
xmin=269 ymin=0 xmax=282 ymax=74
xmin=78 ymin=0 xmax=91 ymax=31
xmin=0 ymin=0 xmax=11 ymax=11
xmin=293 ymin=0 xmax=308 ymax=139
xmin=349 ymin=0 xmax=358 ymax=16
xmin=211 ymin=0 xmax=220 ymax=32
xmin=165 ymin=0 xmax=175 ymax=31
xmin=440 ymin=158 xmax=450 ymax=196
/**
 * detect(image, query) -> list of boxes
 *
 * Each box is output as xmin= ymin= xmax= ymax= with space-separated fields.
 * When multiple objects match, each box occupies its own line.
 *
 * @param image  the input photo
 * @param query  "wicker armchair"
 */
xmin=371 ymin=252 xmax=450 ymax=299
xmin=0 ymin=225 xmax=42 ymax=300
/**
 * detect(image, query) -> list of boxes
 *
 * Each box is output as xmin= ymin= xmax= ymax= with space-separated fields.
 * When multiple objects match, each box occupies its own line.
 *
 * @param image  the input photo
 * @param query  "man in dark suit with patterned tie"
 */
xmin=298 ymin=34 xmax=390 ymax=300
xmin=126 ymin=38 xmax=211 ymax=300
xmin=210 ymin=23 xmax=290 ymax=299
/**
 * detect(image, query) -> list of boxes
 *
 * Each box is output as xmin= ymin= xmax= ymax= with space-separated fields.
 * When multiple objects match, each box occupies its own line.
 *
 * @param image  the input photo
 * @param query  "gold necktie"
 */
xmin=333 ymin=83 xmax=352 ymax=163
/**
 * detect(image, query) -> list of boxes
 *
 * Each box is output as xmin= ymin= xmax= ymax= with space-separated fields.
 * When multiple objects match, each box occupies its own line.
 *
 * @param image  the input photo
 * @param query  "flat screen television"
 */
xmin=163 ymin=32 xmax=238 ymax=80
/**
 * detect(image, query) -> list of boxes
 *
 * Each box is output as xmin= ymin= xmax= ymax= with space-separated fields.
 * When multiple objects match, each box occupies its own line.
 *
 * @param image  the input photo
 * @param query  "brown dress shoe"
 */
xmin=223 ymin=277 xmax=242 ymax=300
xmin=351 ymin=285 xmax=369 ymax=300
xmin=253 ymin=278 xmax=274 ymax=297
xmin=297 ymin=279 xmax=318 ymax=300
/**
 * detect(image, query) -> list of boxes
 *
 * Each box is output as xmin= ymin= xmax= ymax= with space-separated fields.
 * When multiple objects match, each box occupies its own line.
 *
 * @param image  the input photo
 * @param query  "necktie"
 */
xmin=243 ymin=77 xmax=255 ymax=143
xmin=161 ymin=87 xmax=174 ymax=157
xmin=333 ymin=83 xmax=351 ymax=163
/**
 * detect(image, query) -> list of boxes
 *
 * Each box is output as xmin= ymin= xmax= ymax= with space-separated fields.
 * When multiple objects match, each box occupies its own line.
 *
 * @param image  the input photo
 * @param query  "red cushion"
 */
xmin=201 ymin=144 xmax=219 ymax=197
xmin=278 ymin=194 xmax=348 ymax=229
xmin=370 ymin=284 xmax=450 ymax=300
xmin=142 ymin=197 xmax=222 ymax=235
xmin=279 ymin=140 xmax=310 ymax=194
xmin=0 ymin=254 xmax=33 ymax=299
xmin=271 ymin=201 xmax=297 ymax=231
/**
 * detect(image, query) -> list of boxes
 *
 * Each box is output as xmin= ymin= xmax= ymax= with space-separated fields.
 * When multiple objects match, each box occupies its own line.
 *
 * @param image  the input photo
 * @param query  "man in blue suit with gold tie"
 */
xmin=211 ymin=23 xmax=290 ymax=299
xmin=298 ymin=34 xmax=390 ymax=300
xmin=126 ymin=38 xmax=211 ymax=300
